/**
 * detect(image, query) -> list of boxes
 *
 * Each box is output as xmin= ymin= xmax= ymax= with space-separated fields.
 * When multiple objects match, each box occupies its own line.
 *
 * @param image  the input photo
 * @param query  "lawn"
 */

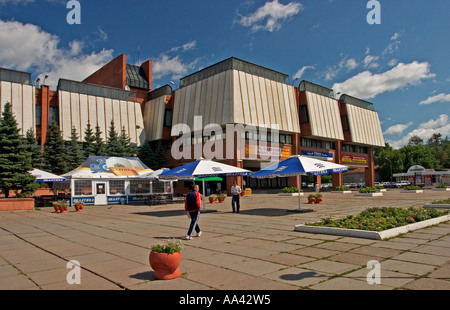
xmin=305 ymin=207 xmax=449 ymax=232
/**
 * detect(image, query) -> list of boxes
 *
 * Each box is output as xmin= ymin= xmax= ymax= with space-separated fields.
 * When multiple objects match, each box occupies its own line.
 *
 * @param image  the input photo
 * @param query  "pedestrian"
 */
xmin=184 ymin=184 xmax=202 ymax=240
xmin=231 ymin=181 xmax=242 ymax=213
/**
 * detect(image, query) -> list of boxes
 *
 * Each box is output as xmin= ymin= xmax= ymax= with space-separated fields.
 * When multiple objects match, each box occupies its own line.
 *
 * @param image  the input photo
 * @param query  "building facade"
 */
xmin=0 ymin=55 xmax=385 ymax=195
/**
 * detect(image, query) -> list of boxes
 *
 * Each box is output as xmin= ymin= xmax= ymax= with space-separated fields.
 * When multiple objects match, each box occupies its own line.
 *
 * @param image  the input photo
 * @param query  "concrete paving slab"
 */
xmin=263 ymin=267 xmax=331 ymax=288
xmin=0 ymin=190 xmax=449 ymax=291
xmin=309 ymin=276 xmax=392 ymax=290
xmin=381 ymin=259 xmax=437 ymax=276
xmin=399 ymin=278 xmax=450 ymax=290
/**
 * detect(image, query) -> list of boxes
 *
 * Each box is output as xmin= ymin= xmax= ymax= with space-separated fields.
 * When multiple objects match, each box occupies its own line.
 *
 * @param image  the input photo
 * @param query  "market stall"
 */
xmin=62 ymin=156 xmax=173 ymax=206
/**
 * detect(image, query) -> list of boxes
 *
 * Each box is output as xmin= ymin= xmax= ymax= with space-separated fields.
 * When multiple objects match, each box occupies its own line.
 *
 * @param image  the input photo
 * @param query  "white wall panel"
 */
xmin=306 ymin=92 xmax=344 ymax=141
xmin=346 ymin=104 xmax=384 ymax=147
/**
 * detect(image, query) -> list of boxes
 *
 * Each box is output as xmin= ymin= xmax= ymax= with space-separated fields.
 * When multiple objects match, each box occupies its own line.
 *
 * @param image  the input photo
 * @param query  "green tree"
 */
xmin=427 ymin=133 xmax=449 ymax=169
xmin=93 ymin=124 xmax=106 ymax=156
xmin=374 ymin=143 xmax=405 ymax=181
xmin=0 ymin=102 xmax=39 ymax=198
xmin=139 ymin=140 xmax=157 ymax=169
xmin=106 ymin=120 xmax=121 ymax=156
xmin=400 ymin=144 xmax=440 ymax=170
xmin=83 ymin=122 xmax=96 ymax=158
xmin=43 ymin=120 xmax=70 ymax=175
xmin=25 ymin=128 xmax=44 ymax=169
xmin=67 ymin=127 xmax=85 ymax=170
xmin=118 ymin=126 xmax=137 ymax=157
xmin=139 ymin=140 xmax=169 ymax=169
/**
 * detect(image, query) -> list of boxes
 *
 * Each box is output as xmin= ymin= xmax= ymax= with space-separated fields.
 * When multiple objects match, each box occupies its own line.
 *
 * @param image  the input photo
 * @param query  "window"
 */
xmin=49 ymin=107 xmax=59 ymax=126
xmin=342 ymin=144 xmax=368 ymax=153
xmin=164 ymin=110 xmax=173 ymax=127
xmin=299 ymin=105 xmax=309 ymax=124
xmin=36 ymin=105 xmax=42 ymax=126
xmin=109 ymin=181 xmax=125 ymax=195
xmin=152 ymin=181 xmax=166 ymax=193
xmin=74 ymin=180 xmax=92 ymax=196
xmin=130 ymin=180 xmax=150 ymax=194
xmin=285 ymin=135 xmax=292 ymax=144
xmin=279 ymin=134 xmax=286 ymax=144
xmin=301 ymin=138 xmax=335 ymax=150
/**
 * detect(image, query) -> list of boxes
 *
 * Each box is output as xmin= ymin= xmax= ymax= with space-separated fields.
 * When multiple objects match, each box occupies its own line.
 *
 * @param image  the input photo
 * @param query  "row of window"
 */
xmin=35 ymin=106 xmax=59 ymax=126
xmin=73 ymin=180 xmax=170 ymax=196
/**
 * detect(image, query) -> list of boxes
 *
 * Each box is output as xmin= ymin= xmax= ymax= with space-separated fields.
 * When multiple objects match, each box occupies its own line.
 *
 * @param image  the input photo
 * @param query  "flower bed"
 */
xmin=295 ymin=207 xmax=449 ymax=240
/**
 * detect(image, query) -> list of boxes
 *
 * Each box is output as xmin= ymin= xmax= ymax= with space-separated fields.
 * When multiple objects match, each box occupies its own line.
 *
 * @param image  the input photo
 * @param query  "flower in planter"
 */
xmin=151 ymin=239 xmax=184 ymax=254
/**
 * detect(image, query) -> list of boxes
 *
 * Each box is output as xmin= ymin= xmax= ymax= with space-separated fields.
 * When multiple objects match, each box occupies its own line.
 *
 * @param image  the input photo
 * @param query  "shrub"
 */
xmin=283 ymin=187 xmax=302 ymax=193
xmin=151 ymin=239 xmax=183 ymax=254
xmin=358 ymin=187 xmax=377 ymax=193
xmin=335 ymin=186 xmax=349 ymax=191
xmin=436 ymin=184 xmax=449 ymax=189
xmin=404 ymin=185 xmax=421 ymax=191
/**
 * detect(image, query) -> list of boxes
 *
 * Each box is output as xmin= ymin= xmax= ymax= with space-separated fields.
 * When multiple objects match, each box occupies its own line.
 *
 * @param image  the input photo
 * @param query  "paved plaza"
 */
xmin=0 ymin=189 xmax=449 ymax=291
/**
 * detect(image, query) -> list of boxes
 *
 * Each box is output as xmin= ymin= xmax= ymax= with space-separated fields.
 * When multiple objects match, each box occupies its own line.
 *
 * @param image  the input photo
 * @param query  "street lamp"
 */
xmin=385 ymin=157 xmax=392 ymax=183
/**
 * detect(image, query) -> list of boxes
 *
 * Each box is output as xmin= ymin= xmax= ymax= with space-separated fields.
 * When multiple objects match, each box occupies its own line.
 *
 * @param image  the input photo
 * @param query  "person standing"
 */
xmin=184 ymin=184 xmax=202 ymax=240
xmin=231 ymin=181 xmax=242 ymax=213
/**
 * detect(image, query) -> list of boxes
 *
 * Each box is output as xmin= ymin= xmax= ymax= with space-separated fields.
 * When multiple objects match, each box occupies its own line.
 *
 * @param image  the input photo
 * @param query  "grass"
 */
xmin=305 ymin=207 xmax=449 ymax=232
xmin=431 ymin=198 xmax=450 ymax=204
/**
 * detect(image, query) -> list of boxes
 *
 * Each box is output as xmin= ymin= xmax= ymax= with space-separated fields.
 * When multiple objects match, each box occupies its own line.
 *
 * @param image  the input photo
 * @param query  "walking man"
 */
xmin=184 ymin=184 xmax=202 ymax=240
xmin=231 ymin=181 xmax=242 ymax=213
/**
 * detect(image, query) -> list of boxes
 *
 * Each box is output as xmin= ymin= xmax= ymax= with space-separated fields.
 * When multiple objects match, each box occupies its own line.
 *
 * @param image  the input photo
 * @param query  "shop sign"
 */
xmin=245 ymin=145 xmax=283 ymax=157
xmin=107 ymin=196 xmax=127 ymax=204
xmin=302 ymin=150 xmax=333 ymax=161
xmin=342 ymin=155 xmax=367 ymax=164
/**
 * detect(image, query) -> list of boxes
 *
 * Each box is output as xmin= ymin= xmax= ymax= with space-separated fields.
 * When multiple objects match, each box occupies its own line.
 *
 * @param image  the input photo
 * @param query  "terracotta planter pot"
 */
xmin=218 ymin=197 xmax=225 ymax=203
xmin=74 ymin=204 xmax=84 ymax=212
xmin=315 ymin=197 xmax=323 ymax=204
xmin=209 ymin=197 xmax=217 ymax=203
xmin=149 ymin=251 xmax=181 ymax=280
xmin=308 ymin=197 xmax=316 ymax=204
xmin=53 ymin=205 xmax=61 ymax=213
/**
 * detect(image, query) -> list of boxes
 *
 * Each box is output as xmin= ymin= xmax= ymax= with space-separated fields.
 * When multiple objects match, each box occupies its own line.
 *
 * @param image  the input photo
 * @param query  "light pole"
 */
xmin=385 ymin=157 xmax=392 ymax=183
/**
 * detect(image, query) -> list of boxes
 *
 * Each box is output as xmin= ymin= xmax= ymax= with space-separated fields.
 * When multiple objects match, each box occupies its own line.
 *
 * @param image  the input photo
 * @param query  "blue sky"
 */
xmin=0 ymin=0 xmax=449 ymax=148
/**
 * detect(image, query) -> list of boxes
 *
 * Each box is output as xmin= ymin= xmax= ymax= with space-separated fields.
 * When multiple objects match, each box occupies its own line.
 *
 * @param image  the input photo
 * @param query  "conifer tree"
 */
xmin=0 ymin=102 xmax=39 ymax=198
xmin=118 ymin=126 xmax=137 ymax=157
xmin=67 ymin=127 xmax=85 ymax=170
xmin=43 ymin=120 xmax=70 ymax=175
xmin=83 ymin=122 xmax=96 ymax=158
xmin=94 ymin=124 xmax=106 ymax=156
xmin=25 ymin=128 xmax=44 ymax=169
xmin=106 ymin=120 xmax=123 ymax=156
xmin=138 ymin=140 xmax=156 ymax=169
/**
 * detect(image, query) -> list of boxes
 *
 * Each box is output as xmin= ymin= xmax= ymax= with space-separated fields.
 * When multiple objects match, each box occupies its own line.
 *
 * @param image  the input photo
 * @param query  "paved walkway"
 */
xmin=0 ymin=189 xmax=449 ymax=291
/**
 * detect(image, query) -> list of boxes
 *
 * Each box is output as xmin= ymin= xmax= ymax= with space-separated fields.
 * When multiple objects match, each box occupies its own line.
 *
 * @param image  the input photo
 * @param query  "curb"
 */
xmin=294 ymin=215 xmax=450 ymax=240
xmin=424 ymin=204 xmax=450 ymax=209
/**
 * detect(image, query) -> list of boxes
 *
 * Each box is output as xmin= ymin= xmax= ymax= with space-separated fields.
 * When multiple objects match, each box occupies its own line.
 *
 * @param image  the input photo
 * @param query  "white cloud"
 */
xmin=363 ymin=54 xmax=379 ymax=69
xmin=0 ymin=20 xmax=113 ymax=89
xmin=419 ymin=93 xmax=450 ymax=105
xmin=383 ymin=122 xmax=413 ymax=135
xmin=152 ymin=54 xmax=199 ymax=81
xmin=332 ymin=61 xmax=436 ymax=99
xmin=324 ymin=57 xmax=359 ymax=81
xmin=387 ymin=115 xmax=450 ymax=148
xmin=237 ymin=0 xmax=303 ymax=32
xmin=293 ymin=65 xmax=314 ymax=80
xmin=383 ymin=32 xmax=402 ymax=55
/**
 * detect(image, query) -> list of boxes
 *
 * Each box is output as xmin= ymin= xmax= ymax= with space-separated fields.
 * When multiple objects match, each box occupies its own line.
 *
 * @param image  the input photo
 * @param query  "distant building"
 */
xmin=393 ymin=165 xmax=450 ymax=186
